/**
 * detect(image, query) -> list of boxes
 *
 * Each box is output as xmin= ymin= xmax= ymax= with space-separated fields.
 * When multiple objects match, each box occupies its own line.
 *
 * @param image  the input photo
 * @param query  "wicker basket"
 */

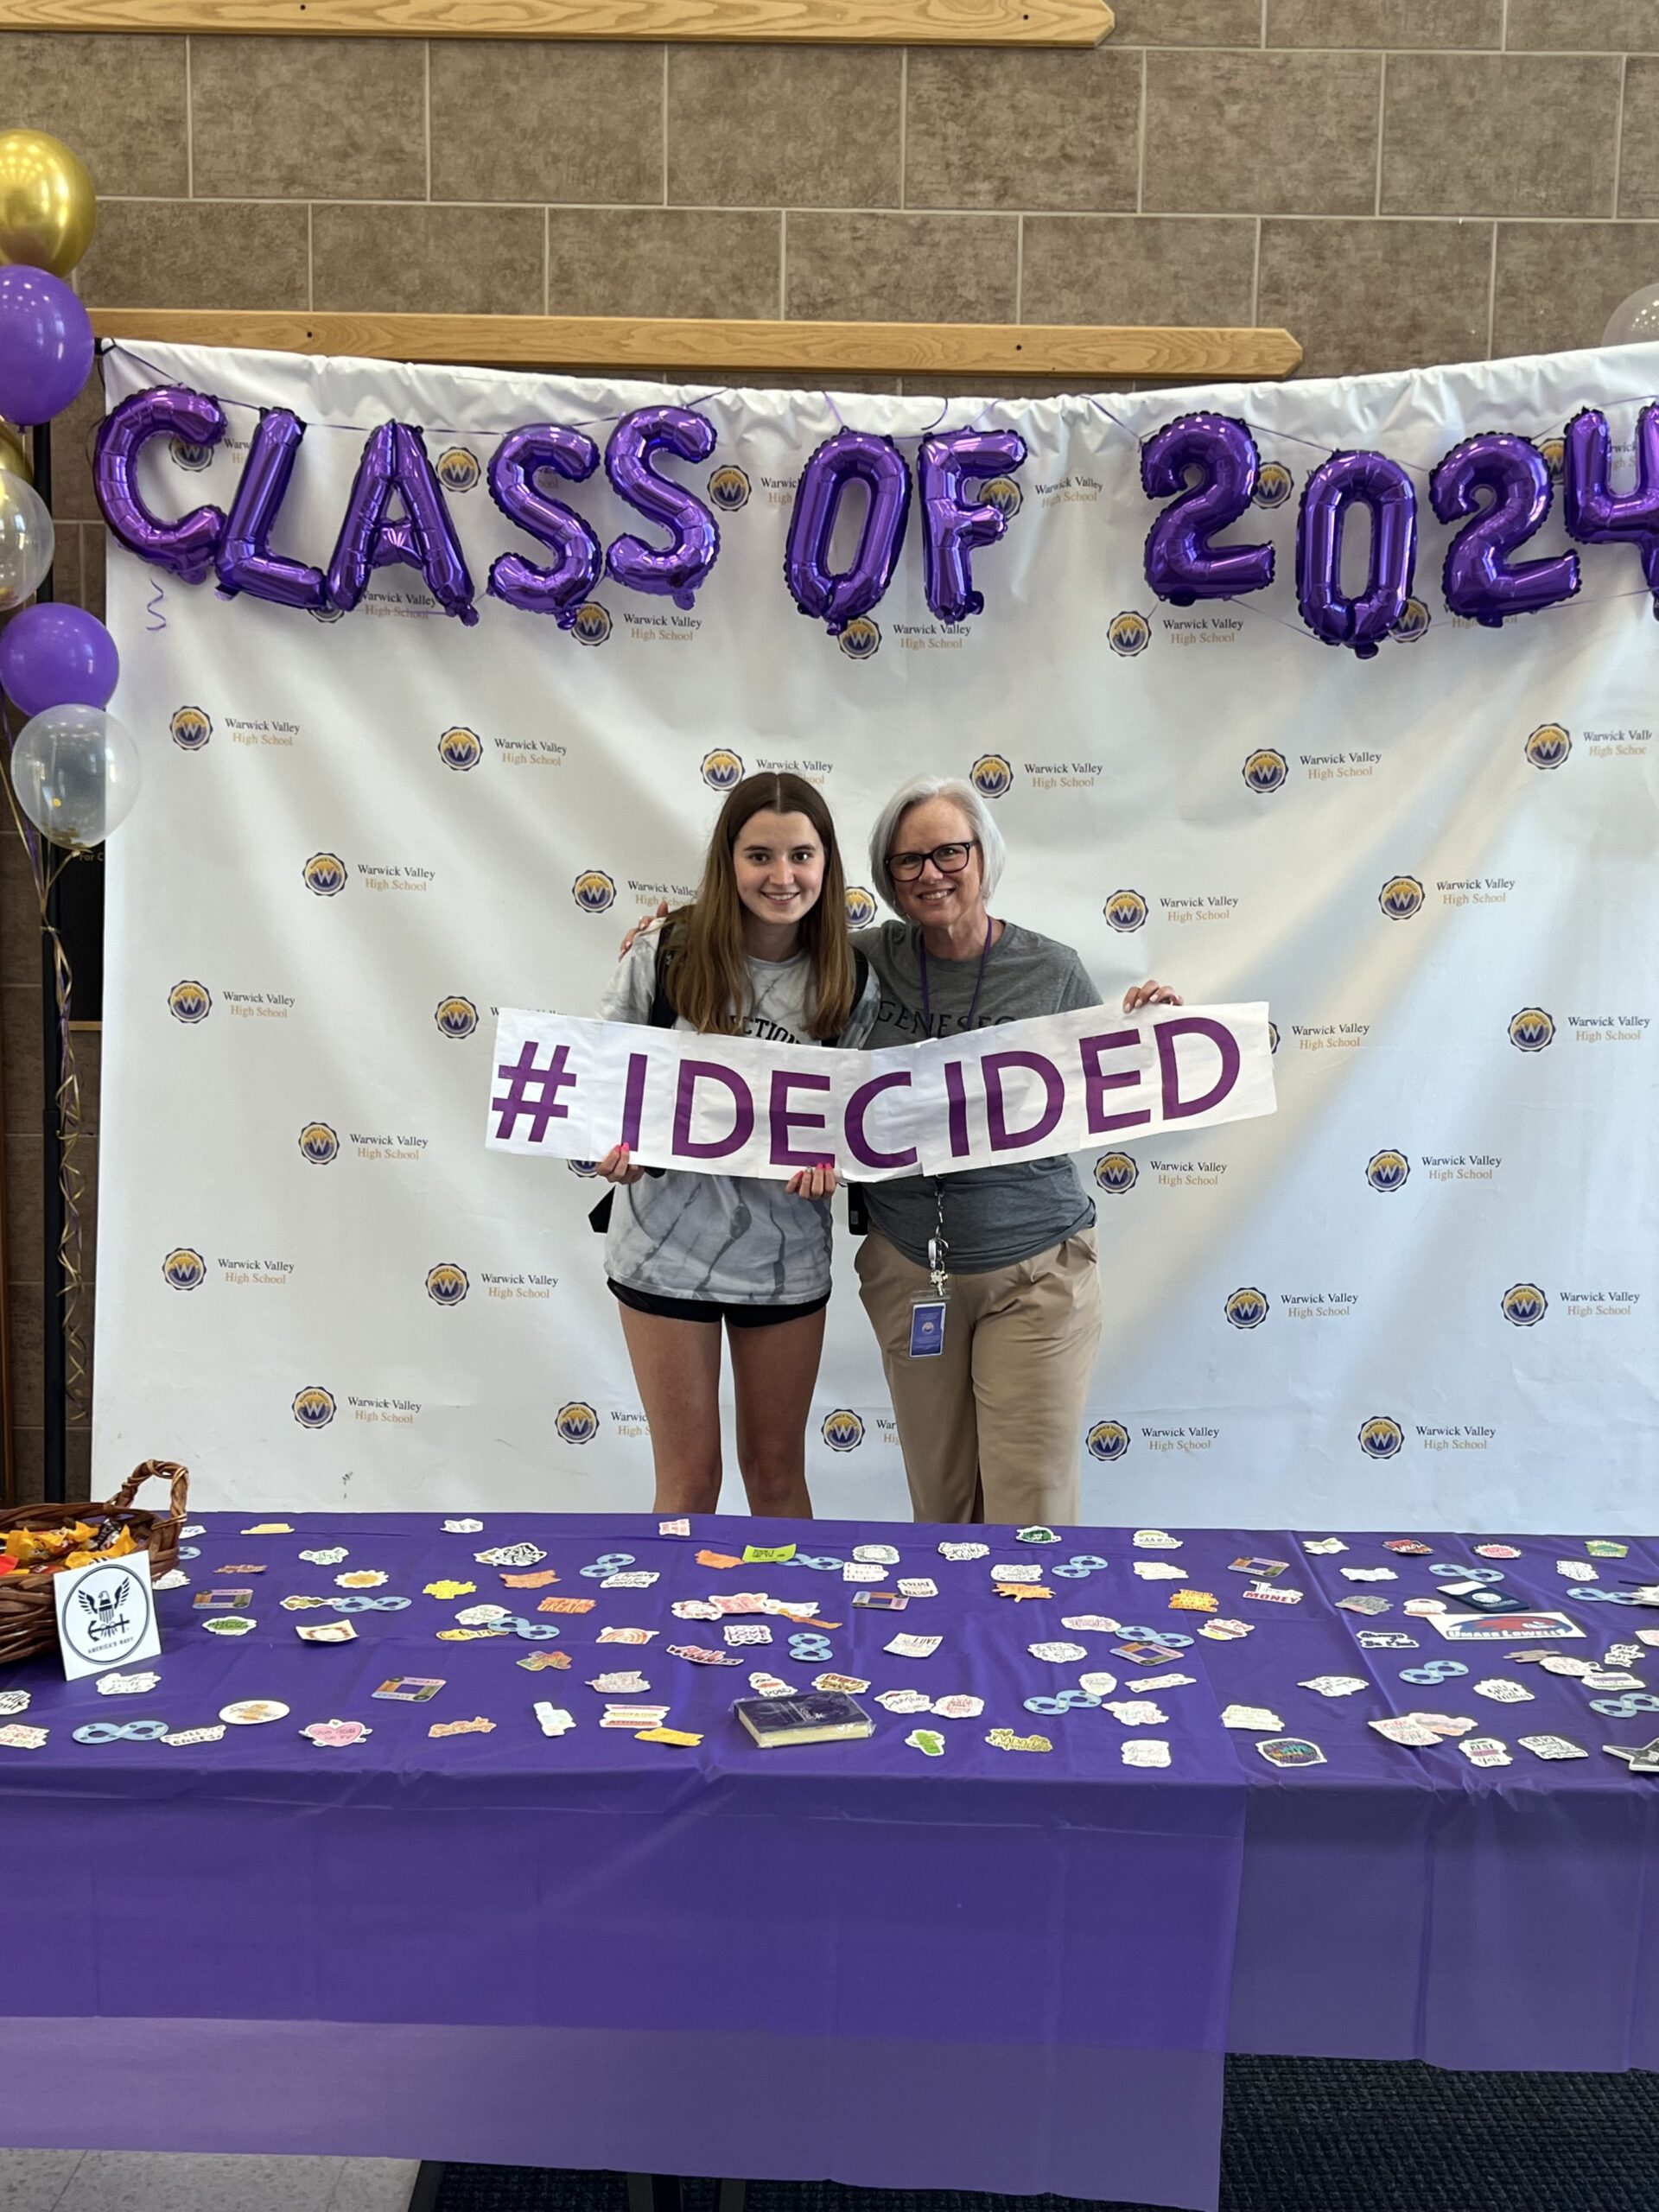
xmin=0 ymin=1460 xmax=188 ymax=1668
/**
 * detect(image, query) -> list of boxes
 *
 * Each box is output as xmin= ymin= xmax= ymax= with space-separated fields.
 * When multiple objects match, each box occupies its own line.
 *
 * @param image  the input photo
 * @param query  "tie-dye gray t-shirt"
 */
xmin=598 ymin=933 xmax=876 ymax=1306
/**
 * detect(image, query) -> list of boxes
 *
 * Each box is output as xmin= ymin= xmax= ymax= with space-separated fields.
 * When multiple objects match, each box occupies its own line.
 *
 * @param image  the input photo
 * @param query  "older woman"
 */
xmin=857 ymin=776 xmax=1179 ymax=1529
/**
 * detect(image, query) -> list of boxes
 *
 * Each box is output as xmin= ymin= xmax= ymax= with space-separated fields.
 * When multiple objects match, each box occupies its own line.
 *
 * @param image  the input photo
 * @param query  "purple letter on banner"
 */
xmin=844 ymin=1071 xmax=918 ymax=1171
xmin=1080 ymin=1029 xmax=1151 ymax=1135
xmin=672 ymin=1059 xmax=756 ymax=1160
xmin=944 ymin=1062 xmax=972 ymax=1158
xmin=982 ymin=1051 xmax=1065 ymax=1152
xmin=1155 ymin=1017 xmax=1241 ymax=1120
xmin=770 ymin=1069 xmax=832 ymax=1168
xmin=620 ymin=1053 xmax=649 ymax=1151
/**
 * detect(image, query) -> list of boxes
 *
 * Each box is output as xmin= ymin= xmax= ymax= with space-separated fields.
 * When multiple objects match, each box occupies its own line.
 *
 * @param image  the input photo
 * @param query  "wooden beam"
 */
xmin=0 ymin=0 xmax=1112 ymax=44
xmin=91 ymin=309 xmax=1302 ymax=382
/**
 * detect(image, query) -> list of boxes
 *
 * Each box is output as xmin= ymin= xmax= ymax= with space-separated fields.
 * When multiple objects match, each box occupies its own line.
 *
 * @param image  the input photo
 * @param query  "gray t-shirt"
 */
xmin=598 ymin=932 xmax=877 ymax=1305
xmin=860 ymin=918 xmax=1100 ymax=1274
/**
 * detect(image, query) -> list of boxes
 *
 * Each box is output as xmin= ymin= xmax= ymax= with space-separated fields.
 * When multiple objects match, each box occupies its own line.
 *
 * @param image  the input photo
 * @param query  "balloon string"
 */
xmin=0 ymin=703 xmax=92 ymax=1426
xmin=144 ymin=582 xmax=168 ymax=633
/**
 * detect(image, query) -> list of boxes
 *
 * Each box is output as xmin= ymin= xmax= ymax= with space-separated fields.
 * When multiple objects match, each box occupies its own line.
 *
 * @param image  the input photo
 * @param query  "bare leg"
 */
xmin=728 ymin=1306 xmax=826 ymax=1520
xmin=616 ymin=1302 xmax=724 ymax=1513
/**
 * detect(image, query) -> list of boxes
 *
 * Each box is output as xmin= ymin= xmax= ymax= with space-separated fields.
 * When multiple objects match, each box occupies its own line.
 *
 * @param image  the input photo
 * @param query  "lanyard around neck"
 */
xmin=918 ymin=917 xmax=994 ymax=1033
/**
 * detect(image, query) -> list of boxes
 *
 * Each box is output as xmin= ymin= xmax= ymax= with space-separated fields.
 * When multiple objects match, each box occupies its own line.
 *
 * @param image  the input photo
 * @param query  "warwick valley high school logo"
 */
xmin=1378 ymin=875 xmax=1424 ymax=920
xmin=1366 ymin=1149 xmax=1410 ymax=1192
xmin=1525 ymin=724 xmax=1570 ymax=770
xmin=970 ymin=755 xmax=1014 ymax=799
xmin=556 ymin=1402 xmax=599 ymax=1443
xmin=437 ymin=727 xmax=483 ymax=771
xmin=1357 ymin=1415 xmax=1404 ymax=1459
xmin=168 ymin=980 xmax=212 ymax=1024
xmin=1224 ymin=1287 xmax=1269 ymax=1330
xmin=298 ymin=1122 xmax=340 ymax=1165
xmin=1501 ymin=1284 xmax=1548 ymax=1327
xmin=161 ymin=1248 xmax=206 ymax=1291
xmin=170 ymin=706 xmax=212 ymax=751
xmin=701 ymin=749 xmax=745 ymax=791
xmin=293 ymin=1386 xmax=337 ymax=1428
xmin=1093 ymin=1153 xmax=1138 ymax=1194
xmin=844 ymin=887 xmax=878 ymax=928
xmin=1103 ymin=888 xmax=1148 ymax=933
xmin=435 ymin=996 xmax=480 ymax=1039
xmin=573 ymin=871 xmax=617 ymax=914
xmin=1242 ymin=749 xmax=1288 ymax=794
xmin=302 ymin=853 xmax=347 ymax=897
xmin=1509 ymin=1007 xmax=1554 ymax=1051
xmin=425 ymin=1263 xmax=469 ymax=1306
xmin=1086 ymin=1420 xmax=1131 ymax=1462
xmin=821 ymin=1409 xmax=865 ymax=1452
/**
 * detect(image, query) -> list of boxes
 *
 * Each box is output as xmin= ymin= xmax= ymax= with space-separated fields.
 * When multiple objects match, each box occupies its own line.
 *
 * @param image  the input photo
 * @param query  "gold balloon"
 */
xmin=0 ymin=420 xmax=29 ymax=483
xmin=0 ymin=130 xmax=96 ymax=279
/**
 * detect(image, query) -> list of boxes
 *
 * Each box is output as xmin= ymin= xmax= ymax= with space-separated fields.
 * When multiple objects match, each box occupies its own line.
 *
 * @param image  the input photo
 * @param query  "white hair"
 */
xmin=868 ymin=776 xmax=1007 ymax=911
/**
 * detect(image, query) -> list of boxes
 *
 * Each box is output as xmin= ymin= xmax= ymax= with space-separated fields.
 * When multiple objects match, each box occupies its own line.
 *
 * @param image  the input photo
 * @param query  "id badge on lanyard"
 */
xmin=909 ymin=1182 xmax=949 ymax=1358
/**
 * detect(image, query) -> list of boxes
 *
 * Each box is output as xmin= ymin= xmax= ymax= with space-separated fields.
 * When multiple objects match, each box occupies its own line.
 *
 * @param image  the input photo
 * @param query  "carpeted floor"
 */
xmin=430 ymin=2056 xmax=1659 ymax=2212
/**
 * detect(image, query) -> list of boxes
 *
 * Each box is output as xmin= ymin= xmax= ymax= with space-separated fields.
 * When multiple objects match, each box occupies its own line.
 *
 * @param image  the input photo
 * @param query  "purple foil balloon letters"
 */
xmin=1141 ymin=413 xmax=1274 ymax=606
xmin=1428 ymin=433 xmax=1579 ymax=627
xmin=326 ymin=422 xmax=478 ymax=625
xmin=785 ymin=429 xmax=911 ymax=636
xmin=602 ymin=406 xmax=720 ymax=611
xmin=92 ymin=385 xmax=228 ymax=587
xmin=918 ymin=428 xmax=1027 ymax=625
xmin=216 ymin=407 xmax=328 ymax=613
xmin=487 ymin=424 xmax=602 ymax=627
xmin=1295 ymin=450 xmax=1418 ymax=658
xmin=1562 ymin=404 xmax=1659 ymax=613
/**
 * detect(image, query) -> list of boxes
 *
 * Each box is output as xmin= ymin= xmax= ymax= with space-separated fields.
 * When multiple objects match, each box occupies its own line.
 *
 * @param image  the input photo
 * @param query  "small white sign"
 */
xmin=54 ymin=1556 xmax=161 ymax=1681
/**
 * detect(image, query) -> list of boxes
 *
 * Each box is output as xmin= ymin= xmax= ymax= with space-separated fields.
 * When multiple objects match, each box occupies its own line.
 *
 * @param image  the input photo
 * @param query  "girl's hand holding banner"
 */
xmin=487 ymin=1001 xmax=1275 ymax=1183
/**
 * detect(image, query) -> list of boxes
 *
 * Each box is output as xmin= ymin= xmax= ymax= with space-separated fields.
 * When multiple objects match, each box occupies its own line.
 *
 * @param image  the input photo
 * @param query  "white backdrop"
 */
xmin=94 ymin=340 xmax=1659 ymax=1529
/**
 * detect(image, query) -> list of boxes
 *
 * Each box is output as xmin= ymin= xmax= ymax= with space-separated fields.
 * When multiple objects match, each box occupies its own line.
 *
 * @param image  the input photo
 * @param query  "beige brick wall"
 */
xmin=4 ymin=1 xmax=1658 ymax=1495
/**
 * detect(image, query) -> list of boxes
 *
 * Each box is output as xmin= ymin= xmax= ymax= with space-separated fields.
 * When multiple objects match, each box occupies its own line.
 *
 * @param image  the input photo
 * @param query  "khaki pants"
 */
xmin=855 ymin=1229 xmax=1102 ymax=1527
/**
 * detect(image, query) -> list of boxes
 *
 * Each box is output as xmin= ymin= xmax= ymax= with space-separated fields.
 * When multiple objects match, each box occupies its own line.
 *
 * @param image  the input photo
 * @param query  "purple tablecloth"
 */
xmin=2 ymin=1514 xmax=1656 ymax=2209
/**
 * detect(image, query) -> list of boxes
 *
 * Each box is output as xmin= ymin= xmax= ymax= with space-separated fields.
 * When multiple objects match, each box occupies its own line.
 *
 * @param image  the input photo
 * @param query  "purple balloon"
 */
xmin=1141 ymin=412 xmax=1274 ymax=606
xmin=0 ymin=602 xmax=118 ymax=715
xmin=1429 ymin=432 xmax=1580 ymax=628
xmin=918 ymin=428 xmax=1027 ymax=625
xmin=1562 ymin=403 xmax=1659 ymax=608
xmin=602 ymin=405 xmax=720 ymax=610
xmin=93 ymin=385 xmax=228 ymax=588
xmin=325 ymin=422 xmax=478 ymax=625
xmin=215 ymin=407 xmax=328 ymax=613
xmin=1295 ymin=449 xmax=1418 ymax=658
xmin=784 ymin=429 xmax=911 ymax=636
xmin=0 ymin=265 xmax=94 ymax=426
xmin=486 ymin=423 xmax=602 ymax=627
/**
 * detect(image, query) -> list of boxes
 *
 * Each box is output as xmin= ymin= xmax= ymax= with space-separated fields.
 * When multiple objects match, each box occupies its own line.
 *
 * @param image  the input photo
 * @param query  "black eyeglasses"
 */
xmin=887 ymin=840 xmax=980 ymax=882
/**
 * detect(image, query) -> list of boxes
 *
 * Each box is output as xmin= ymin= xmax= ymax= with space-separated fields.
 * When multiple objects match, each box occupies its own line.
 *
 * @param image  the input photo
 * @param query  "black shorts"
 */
xmin=607 ymin=1279 xmax=830 ymax=1330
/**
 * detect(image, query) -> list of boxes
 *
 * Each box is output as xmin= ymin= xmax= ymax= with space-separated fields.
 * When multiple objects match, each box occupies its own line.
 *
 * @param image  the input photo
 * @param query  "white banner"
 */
xmin=486 ymin=1003 xmax=1275 ymax=1179
xmin=93 ymin=339 xmax=1659 ymax=1529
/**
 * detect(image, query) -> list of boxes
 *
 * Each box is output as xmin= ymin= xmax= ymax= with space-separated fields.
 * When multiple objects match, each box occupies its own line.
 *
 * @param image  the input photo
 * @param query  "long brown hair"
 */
xmin=665 ymin=772 xmax=855 ymax=1039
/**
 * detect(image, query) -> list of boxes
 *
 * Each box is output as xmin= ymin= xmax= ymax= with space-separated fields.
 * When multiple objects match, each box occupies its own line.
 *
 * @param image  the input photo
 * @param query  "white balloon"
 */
xmin=10 ymin=702 xmax=141 ymax=849
xmin=1603 ymin=283 xmax=1659 ymax=347
xmin=0 ymin=469 xmax=54 ymax=611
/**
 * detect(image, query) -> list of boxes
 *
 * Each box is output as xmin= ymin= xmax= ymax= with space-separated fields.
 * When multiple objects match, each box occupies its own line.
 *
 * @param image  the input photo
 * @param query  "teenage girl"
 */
xmin=593 ymin=771 xmax=874 ymax=1517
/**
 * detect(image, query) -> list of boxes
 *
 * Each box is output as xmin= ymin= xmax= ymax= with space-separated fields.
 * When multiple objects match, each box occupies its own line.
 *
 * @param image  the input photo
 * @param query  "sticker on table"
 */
xmin=874 ymin=1688 xmax=931 ymax=1714
xmin=1538 ymin=1654 xmax=1596 ymax=1676
xmin=1403 ymin=1599 xmax=1448 ymax=1618
xmin=443 ymin=1519 xmax=484 ymax=1534
xmin=1382 ymin=1540 xmax=1433 ymax=1555
xmin=1586 ymin=1540 xmax=1629 ymax=1560
xmin=96 ymin=1669 xmax=162 ymax=1696
xmin=335 ymin=1570 xmax=388 ymax=1589
xmin=0 ymin=1689 xmax=29 ymax=1715
xmin=985 ymin=1729 xmax=1052 ymax=1752
xmin=0 ymin=1723 xmax=48 ymax=1749
xmin=637 ymin=1726 xmax=702 ymax=1747
xmin=671 ymin=1600 xmax=721 ymax=1623
xmin=424 ymin=1580 xmax=475 ymax=1600
xmin=1369 ymin=1715 xmax=1444 ymax=1746
xmin=931 ymin=1694 xmax=984 ymax=1719
xmin=216 ymin=1563 xmax=269 ymax=1576
xmin=994 ymin=1585 xmax=1052 ymax=1602
xmin=1061 ymin=1615 xmax=1120 ymax=1634
xmin=852 ymin=1543 xmax=899 ymax=1565
xmin=430 ymin=1717 xmax=495 ymax=1738
xmin=1517 ymin=1733 xmax=1591 ymax=1761
xmin=516 ymin=1651 xmax=569 ymax=1672
xmin=300 ymin=1548 xmax=349 ymax=1567
xmin=455 ymin=1604 xmax=512 ymax=1626
xmin=162 ymin=1725 xmax=226 ymax=1747
xmin=535 ymin=1704 xmax=575 ymax=1736
xmin=898 ymin=1579 xmax=938 ymax=1599
xmin=1429 ymin=1611 xmax=1586 ymax=1643
xmin=1077 ymin=1671 xmax=1119 ymax=1697
xmin=588 ymin=1670 xmax=651 ymax=1694
xmin=1221 ymin=1704 xmax=1283 ymax=1732
xmin=1453 ymin=1736 xmax=1511 ymax=1767
xmin=1201 ymin=1619 xmax=1255 ymax=1641
xmin=1337 ymin=1596 xmax=1393 ymax=1616
xmin=1473 ymin=1543 xmax=1522 ymax=1560
xmin=696 ymin=1550 xmax=743 ymax=1570
xmin=1027 ymin=1641 xmax=1087 ymax=1663
xmin=219 ymin=1700 xmax=289 ymax=1726
xmin=1114 ymin=1639 xmax=1188 ymax=1664
xmin=1256 ymin=1738 xmax=1325 ymax=1769
xmin=886 ymin=1634 xmax=941 ymax=1659
xmin=1133 ymin=1562 xmax=1186 ymax=1581
xmin=658 ymin=1517 xmax=691 ymax=1537
xmin=242 ymin=1523 xmax=293 ymax=1535
xmin=1116 ymin=1739 xmax=1168 ymax=1770
xmin=476 ymin=1543 xmax=547 ymax=1568
xmin=1557 ymin=1560 xmax=1599 ymax=1583
xmin=301 ymin=1719 xmax=372 ymax=1748
xmin=1355 ymin=1630 xmax=1417 ymax=1649
xmin=1016 ymin=1527 xmax=1060 ymax=1546
xmin=1231 ymin=1557 xmax=1289 ymax=1579
xmin=152 ymin=1569 xmax=189 ymax=1592
xmin=747 ymin=1674 xmax=796 ymax=1699
xmin=539 ymin=1597 xmax=595 ymax=1614
xmin=812 ymin=1671 xmax=869 ymax=1694
xmin=600 ymin=1705 xmax=670 ymax=1729
xmin=373 ymin=1676 xmax=446 ymax=1702
xmin=668 ymin=1645 xmax=741 ymax=1667
xmin=744 ymin=1544 xmax=798 ymax=1565
xmin=1340 ymin=1567 xmax=1397 ymax=1583
xmin=1299 ymin=1675 xmax=1368 ymax=1698
xmin=1128 ymin=1671 xmax=1192 ymax=1694
xmin=1242 ymin=1584 xmax=1303 ymax=1605
xmin=296 ymin=1620 xmax=357 ymax=1644
xmin=938 ymin=1541 xmax=989 ymax=1561
xmin=1133 ymin=1530 xmax=1182 ymax=1549
xmin=853 ymin=1591 xmax=907 ymax=1611
xmin=991 ymin=1564 xmax=1044 ymax=1585
xmin=1169 ymin=1590 xmax=1218 ymax=1613
xmin=1301 ymin=1538 xmax=1348 ymax=1555
xmin=906 ymin=1728 xmax=946 ymax=1757
xmin=203 ymin=1617 xmax=255 ymax=1637
xmin=194 ymin=1589 xmax=251 ymax=1611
